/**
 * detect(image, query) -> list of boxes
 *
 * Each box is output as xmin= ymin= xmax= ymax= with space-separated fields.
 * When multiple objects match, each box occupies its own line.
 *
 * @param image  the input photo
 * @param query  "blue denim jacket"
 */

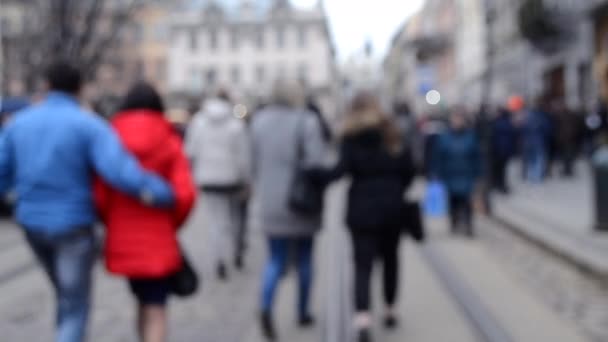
xmin=0 ymin=92 xmax=174 ymax=235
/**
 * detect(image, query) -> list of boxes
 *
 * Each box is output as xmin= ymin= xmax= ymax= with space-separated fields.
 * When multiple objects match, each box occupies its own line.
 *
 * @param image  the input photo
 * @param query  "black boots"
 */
xmin=357 ymin=328 xmax=372 ymax=342
xmin=260 ymin=311 xmax=276 ymax=341
xmin=217 ymin=262 xmax=228 ymax=281
xmin=234 ymin=253 xmax=244 ymax=271
xmin=298 ymin=314 xmax=316 ymax=328
xmin=384 ymin=315 xmax=398 ymax=329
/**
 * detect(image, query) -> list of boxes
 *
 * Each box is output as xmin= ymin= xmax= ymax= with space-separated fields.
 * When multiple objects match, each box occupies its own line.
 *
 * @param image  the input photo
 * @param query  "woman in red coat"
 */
xmin=95 ymin=83 xmax=196 ymax=342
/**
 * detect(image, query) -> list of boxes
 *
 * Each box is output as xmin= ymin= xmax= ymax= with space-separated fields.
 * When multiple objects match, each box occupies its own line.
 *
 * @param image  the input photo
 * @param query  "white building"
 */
xmin=167 ymin=0 xmax=335 ymax=105
xmin=454 ymin=0 xmax=487 ymax=110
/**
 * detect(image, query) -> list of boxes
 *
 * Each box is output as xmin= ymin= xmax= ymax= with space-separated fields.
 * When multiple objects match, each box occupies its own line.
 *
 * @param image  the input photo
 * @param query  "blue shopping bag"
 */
xmin=424 ymin=181 xmax=447 ymax=217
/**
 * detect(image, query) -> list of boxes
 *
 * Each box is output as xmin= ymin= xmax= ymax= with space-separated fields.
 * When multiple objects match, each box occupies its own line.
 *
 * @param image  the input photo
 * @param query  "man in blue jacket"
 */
xmin=433 ymin=111 xmax=481 ymax=237
xmin=0 ymin=62 xmax=175 ymax=342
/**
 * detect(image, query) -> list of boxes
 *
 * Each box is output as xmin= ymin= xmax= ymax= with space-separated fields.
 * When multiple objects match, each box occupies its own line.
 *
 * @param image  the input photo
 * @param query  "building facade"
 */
xmin=382 ymin=0 xmax=460 ymax=115
xmin=383 ymin=0 xmax=598 ymax=115
xmin=167 ymin=0 xmax=335 ymax=105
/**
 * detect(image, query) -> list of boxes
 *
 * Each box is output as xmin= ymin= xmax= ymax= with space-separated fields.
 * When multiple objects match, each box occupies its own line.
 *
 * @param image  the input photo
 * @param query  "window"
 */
xmin=206 ymin=68 xmax=217 ymax=86
xmin=276 ymin=26 xmax=285 ymax=49
xmin=0 ymin=17 xmax=11 ymax=35
xmin=298 ymin=26 xmax=307 ymax=48
xmin=189 ymin=68 xmax=202 ymax=92
xmin=156 ymin=59 xmax=166 ymax=81
xmin=132 ymin=24 xmax=144 ymax=43
xmin=210 ymin=29 xmax=218 ymax=50
xmin=155 ymin=24 xmax=169 ymax=42
xmin=135 ymin=59 xmax=144 ymax=78
xmin=256 ymin=65 xmax=265 ymax=83
xmin=276 ymin=63 xmax=286 ymax=80
xmin=231 ymin=65 xmax=240 ymax=83
xmin=189 ymin=29 xmax=198 ymax=51
xmin=297 ymin=63 xmax=308 ymax=82
xmin=257 ymin=29 xmax=265 ymax=50
xmin=231 ymin=29 xmax=239 ymax=50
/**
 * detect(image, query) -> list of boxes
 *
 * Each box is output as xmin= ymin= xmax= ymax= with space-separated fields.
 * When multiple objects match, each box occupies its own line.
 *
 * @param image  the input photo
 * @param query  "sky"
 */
xmin=292 ymin=0 xmax=426 ymax=60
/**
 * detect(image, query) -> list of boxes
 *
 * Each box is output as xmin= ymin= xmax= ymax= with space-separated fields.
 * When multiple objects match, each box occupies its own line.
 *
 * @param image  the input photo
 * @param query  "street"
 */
xmin=0 ymin=182 xmax=595 ymax=342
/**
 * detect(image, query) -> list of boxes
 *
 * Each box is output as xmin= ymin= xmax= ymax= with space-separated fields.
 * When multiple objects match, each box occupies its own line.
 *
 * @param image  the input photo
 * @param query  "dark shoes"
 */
xmin=260 ymin=311 xmax=277 ymax=341
xmin=234 ymin=254 xmax=244 ymax=271
xmin=384 ymin=315 xmax=398 ymax=329
xmin=298 ymin=315 xmax=316 ymax=328
xmin=217 ymin=263 xmax=228 ymax=281
xmin=357 ymin=328 xmax=372 ymax=342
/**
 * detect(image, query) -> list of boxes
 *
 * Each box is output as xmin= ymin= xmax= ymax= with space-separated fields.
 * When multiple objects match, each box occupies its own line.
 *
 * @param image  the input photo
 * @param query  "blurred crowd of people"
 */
xmin=0 ymin=59 xmax=604 ymax=342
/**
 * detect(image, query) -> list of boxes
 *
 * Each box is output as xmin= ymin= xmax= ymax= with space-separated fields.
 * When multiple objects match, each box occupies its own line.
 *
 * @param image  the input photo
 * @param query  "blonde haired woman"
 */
xmin=250 ymin=80 xmax=327 ymax=340
xmin=322 ymin=92 xmax=415 ymax=342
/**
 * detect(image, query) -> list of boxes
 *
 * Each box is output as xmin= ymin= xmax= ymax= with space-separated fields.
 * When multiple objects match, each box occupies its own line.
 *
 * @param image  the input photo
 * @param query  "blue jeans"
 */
xmin=261 ymin=237 xmax=314 ymax=319
xmin=25 ymin=228 xmax=97 ymax=342
xmin=524 ymin=144 xmax=547 ymax=183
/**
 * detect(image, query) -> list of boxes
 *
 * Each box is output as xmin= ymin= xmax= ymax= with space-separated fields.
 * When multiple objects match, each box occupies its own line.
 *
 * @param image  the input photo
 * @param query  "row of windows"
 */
xmin=186 ymin=26 xmax=309 ymax=51
xmin=188 ymin=63 xmax=310 ymax=88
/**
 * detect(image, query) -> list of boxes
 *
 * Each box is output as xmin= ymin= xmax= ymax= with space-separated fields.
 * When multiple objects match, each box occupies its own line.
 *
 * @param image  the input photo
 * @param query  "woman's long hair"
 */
xmin=343 ymin=91 xmax=402 ymax=154
xmin=120 ymin=82 xmax=165 ymax=113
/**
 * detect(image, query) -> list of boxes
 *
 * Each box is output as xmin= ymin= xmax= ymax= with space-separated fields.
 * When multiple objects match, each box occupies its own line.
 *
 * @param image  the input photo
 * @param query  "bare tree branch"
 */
xmin=82 ymin=0 xmax=141 ymax=79
xmin=73 ymin=0 xmax=104 ymax=58
xmin=2 ymin=0 xmax=143 ymax=90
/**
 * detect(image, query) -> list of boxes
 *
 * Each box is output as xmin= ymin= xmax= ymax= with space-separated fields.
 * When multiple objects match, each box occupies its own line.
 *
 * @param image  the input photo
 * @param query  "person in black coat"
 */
xmin=491 ymin=108 xmax=516 ymax=193
xmin=318 ymin=92 xmax=415 ymax=342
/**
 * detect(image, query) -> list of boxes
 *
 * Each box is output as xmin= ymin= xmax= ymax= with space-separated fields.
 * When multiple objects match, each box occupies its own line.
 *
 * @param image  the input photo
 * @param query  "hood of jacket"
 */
xmin=202 ymin=98 xmax=232 ymax=123
xmin=111 ymin=109 xmax=176 ymax=165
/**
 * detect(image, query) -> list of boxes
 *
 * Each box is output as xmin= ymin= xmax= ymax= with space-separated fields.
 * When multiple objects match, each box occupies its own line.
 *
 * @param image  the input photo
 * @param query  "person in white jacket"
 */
xmin=186 ymin=95 xmax=251 ymax=280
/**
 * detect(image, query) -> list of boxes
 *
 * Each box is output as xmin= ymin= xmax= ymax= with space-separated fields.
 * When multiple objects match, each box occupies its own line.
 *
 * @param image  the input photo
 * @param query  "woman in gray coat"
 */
xmin=251 ymin=81 xmax=326 ymax=341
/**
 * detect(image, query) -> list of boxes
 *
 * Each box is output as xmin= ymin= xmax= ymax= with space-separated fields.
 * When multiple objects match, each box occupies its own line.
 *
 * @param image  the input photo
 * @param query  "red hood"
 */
xmin=111 ymin=110 xmax=176 ymax=164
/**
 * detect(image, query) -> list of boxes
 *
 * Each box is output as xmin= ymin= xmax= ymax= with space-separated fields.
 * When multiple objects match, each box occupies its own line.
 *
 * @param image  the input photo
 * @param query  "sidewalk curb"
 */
xmin=490 ymin=214 xmax=608 ymax=284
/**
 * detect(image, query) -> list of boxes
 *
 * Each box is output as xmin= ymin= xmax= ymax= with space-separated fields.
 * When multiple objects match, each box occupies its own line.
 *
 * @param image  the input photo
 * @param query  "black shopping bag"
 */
xmin=169 ymin=251 xmax=199 ymax=297
xmin=403 ymin=201 xmax=425 ymax=243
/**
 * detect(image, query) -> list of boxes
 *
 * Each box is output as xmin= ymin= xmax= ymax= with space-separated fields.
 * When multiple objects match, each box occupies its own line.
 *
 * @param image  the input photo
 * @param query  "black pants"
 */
xmin=449 ymin=194 xmax=473 ymax=236
xmin=235 ymin=198 xmax=249 ymax=259
xmin=351 ymin=230 xmax=401 ymax=312
xmin=560 ymin=147 xmax=576 ymax=177
xmin=491 ymin=156 xmax=509 ymax=193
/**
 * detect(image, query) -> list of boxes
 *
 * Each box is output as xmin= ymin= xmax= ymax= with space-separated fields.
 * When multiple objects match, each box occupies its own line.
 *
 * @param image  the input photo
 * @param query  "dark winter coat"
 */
xmin=326 ymin=128 xmax=415 ymax=233
xmin=433 ymin=129 xmax=481 ymax=196
xmin=492 ymin=112 xmax=517 ymax=159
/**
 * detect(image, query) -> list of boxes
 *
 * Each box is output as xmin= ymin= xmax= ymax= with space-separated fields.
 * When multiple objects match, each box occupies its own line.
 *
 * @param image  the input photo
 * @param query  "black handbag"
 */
xmin=288 ymin=116 xmax=324 ymax=216
xmin=403 ymin=200 xmax=425 ymax=243
xmin=169 ymin=251 xmax=199 ymax=297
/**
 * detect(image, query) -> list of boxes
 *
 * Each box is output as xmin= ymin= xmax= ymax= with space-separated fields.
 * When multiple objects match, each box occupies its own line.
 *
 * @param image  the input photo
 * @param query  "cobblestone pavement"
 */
xmin=479 ymin=217 xmax=608 ymax=342
xmin=0 ymin=186 xmax=600 ymax=342
xmin=0 ymin=206 xmax=323 ymax=342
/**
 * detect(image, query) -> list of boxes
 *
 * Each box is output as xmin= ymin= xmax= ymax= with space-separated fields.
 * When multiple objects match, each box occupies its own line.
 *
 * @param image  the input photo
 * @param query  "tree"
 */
xmin=518 ymin=0 xmax=579 ymax=54
xmin=1 ymin=0 xmax=143 ymax=92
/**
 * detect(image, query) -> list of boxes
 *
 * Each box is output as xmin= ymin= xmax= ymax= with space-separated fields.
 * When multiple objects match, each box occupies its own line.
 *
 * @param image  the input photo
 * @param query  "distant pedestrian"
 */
xmin=95 ymin=83 xmax=197 ymax=342
xmin=319 ymin=92 xmax=415 ymax=342
xmin=554 ymin=103 xmax=581 ymax=177
xmin=522 ymin=101 xmax=551 ymax=183
xmin=491 ymin=108 xmax=517 ymax=193
xmin=251 ymin=81 xmax=327 ymax=341
xmin=434 ymin=111 xmax=481 ymax=237
xmin=185 ymin=90 xmax=251 ymax=280
xmin=394 ymin=101 xmax=423 ymax=173
xmin=0 ymin=97 xmax=30 ymax=217
xmin=421 ymin=115 xmax=447 ymax=177
xmin=0 ymin=61 xmax=175 ymax=342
